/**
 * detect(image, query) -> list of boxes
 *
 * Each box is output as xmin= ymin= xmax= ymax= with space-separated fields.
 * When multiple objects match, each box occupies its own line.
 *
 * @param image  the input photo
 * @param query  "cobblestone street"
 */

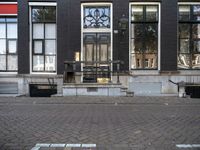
xmin=0 ymin=96 xmax=200 ymax=150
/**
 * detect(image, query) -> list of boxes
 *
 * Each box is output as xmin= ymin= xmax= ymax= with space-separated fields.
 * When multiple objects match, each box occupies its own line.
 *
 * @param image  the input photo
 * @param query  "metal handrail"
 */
xmin=64 ymin=60 xmax=123 ymax=83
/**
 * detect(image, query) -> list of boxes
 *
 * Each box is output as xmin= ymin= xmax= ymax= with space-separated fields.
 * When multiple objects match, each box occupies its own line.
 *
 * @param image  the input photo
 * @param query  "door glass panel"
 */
xmin=85 ymin=44 xmax=93 ymax=62
xmin=100 ymin=44 xmax=108 ymax=61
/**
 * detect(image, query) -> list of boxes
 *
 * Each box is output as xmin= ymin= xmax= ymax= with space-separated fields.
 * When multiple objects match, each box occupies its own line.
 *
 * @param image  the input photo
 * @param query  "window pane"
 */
xmin=146 ymin=6 xmax=158 ymax=21
xmin=34 ymin=41 xmax=43 ymax=54
xmin=193 ymin=41 xmax=200 ymax=53
xmin=7 ymin=23 xmax=17 ymax=39
xmin=131 ymin=24 xmax=143 ymax=38
xmin=32 ymin=7 xmax=44 ymax=22
xmin=0 ymin=55 xmax=6 ymax=70
xmin=33 ymin=23 xmax=44 ymax=39
xmin=33 ymin=55 xmax=44 ymax=71
xmin=6 ymin=18 xmax=17 ymax=23
xmin=100 ymin=44 xmax=108 ymax=61
xmin=44 ymin=7 xmax=56 ymax=22
xmin=0 ymin=39 xmax=6 ymax=54
xmin=45 ymin=56 xmax=56 ymax=71
xmin=7 ymin=55 xmax=17 ymax=70
xmin=131 ymin=6 xmax=143 ymax=21
xmin=179 ymin=5 xmax=190 ymax=21
xmin=178 ymin=54 xmax=190 ymax=69
xmin=144 ymin=54 xmax=157 ymax=69
xmin=131 ymin=53 xmax=143 ymax=69
xmin=8 ymin=40 xmax=17 ymax=53
xmin=180 ymin=39 xmax=190 ymax=53
xmin=45 ymin=24 xmax=56 ymax=39
xmin=83 ymin=6 xmax=110 ymax=28
xmin=193 ymin=5 xmax=200 ymax=21
xmin=45 ymin=40 xmax=56 ymax=54
xmin=179 ymin=24 xmax=190 ymax=38
xmin=0 ymin=24 xmax=6 ymax=38
xmin=192 ymin=24 xmax=200 ymax=39
xmin=145 ymin=24 xmax=158 ymax=53
xmin=192 ymin=54 xmax=200 ymax=69
xmin=0 ymin=18 xmax=6 ymax=22
xmin=131 ymin=38 xmax=143 ymax=53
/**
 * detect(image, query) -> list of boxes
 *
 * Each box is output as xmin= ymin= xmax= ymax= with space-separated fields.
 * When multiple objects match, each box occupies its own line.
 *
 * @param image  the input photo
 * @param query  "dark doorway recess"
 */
xmin=185 ymin=86 xmax=200 ymax=98
xmin=29 ymin=84 xmax=57 ymax=97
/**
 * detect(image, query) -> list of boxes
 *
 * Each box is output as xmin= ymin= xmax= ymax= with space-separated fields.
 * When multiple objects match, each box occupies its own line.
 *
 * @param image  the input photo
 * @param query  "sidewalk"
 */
xmin=0 ymin=96 xmax=199 ymax=105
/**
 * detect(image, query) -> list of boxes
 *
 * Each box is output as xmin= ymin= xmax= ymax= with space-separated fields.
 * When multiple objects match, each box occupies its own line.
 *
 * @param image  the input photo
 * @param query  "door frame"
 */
xmin=81 ymin=3 xmax=113 ymax=83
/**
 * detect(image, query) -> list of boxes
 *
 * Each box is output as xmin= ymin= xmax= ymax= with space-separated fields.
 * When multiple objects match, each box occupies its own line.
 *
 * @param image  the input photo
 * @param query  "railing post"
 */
xmin=117 ymin=60 xmax=120 ymax=84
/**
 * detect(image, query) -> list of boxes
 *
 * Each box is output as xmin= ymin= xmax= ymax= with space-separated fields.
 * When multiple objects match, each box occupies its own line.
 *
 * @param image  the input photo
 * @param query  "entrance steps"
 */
xmin=63 ymin=83 xmax=133 ymax=97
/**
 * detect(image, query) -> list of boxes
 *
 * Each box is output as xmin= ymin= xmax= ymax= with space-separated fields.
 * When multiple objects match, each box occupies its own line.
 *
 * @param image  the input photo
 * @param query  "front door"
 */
xmin=83 ymin=33 xmax=111 ymax=83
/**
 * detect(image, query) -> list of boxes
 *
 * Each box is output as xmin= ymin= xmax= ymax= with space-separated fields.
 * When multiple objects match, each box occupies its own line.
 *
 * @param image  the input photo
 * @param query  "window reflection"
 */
xmin=179 ymin=6 xmax=190 ymax=21
xmin=179 ymin=5 xmax=200 ymax=70
xmin=130 ymin=5 xmax=159 ymax=69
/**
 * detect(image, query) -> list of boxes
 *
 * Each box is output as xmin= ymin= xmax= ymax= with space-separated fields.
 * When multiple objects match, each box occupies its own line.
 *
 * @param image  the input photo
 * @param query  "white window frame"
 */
xmin=29 ymin=2 xmax=57 ymax=75
xmin=81 ymin=3 xmax=113 ymax=82
xmin=129 ymin=2 xmax=161 ymax=71
xmin=0 ymin=2 xmax=18 ymax=74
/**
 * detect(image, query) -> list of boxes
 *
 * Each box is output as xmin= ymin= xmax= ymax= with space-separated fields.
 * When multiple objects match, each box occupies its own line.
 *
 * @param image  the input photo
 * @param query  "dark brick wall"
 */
xmin=17 ymin=0 xmax=200 ymax=74
xmin=160 ymin=0 xmax=178 ymax=71
xmin=18 ymin=0 xmax=29 ymax=74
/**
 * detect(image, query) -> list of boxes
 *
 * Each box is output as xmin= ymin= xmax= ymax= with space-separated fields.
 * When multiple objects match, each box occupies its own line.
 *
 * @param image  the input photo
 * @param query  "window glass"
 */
xmin=193 ymin=5 xmax=200 ymax=21
xmin=8 ymin=40 xmax=17 ymax=53
xmin=44 ymin=7 xmax=56 ymax=22
xmin=7 ymin=55 xmax=17 ymax=70
xmin=45 ymin=24 xmax=56 ymax=39
xmin=179 ymin=24 xmax=190 ymax=38
xmin=0 ymin=39 xmax=6 ymax=54
xmin=0 ymin=55 xmax=6 ymax=70
xmin=179 ymin=5 xmax=190 ymax=21
xmin=0 ymin=24 xmax=6 ymax=38
xmin=32 ymin=7 xmax=44 ymax=22
xmin=193 ymin=41 xmax=200 ymax=53
xmin=178 ymin=54 xmax=190 ymax=69
xmin=146 ymin=6 xmax=158 ymax=21
xmin=180 ymin=39 xmax=190 ymax=53
xmin=7 ymin=24 xmax=17 ymax=39
xmin=0 ymin=18 xmax=6 ymax=22
xmin=45 ymin=56 xmax=55 ymax=71
xmin=130 ymin=4 xmax=159 ymax=69
xmin=83 ymin=6 xmax=110 ymax=28
xmin=33 ymin=56 xmax=44 ymax=71
xmin=34 ymin=41 xmax=43 ymax=54
xmin=33 ymin=23 xmax=44 ymax=39
xmin=45 ymin=40 xmax=56 ymax=55
xmin=192 ymin=54 xmax=200 ymax=68
xmin=6 ymin=18 xmax=17 ymax=23
xmin=131 ymin=6 xmax=143 ymax=21
xmin=192 ymin=24 xmax=200 ymax=39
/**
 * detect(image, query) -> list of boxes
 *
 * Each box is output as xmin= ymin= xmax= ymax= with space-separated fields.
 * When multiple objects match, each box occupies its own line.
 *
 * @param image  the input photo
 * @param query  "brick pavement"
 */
xmin=0 ymin=96 xmax=199 ymax=150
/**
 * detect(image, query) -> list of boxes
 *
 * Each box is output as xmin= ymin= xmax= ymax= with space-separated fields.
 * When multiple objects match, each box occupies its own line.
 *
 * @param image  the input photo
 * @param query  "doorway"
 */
xmin=83 ymin=33 xmax=111 ymax=83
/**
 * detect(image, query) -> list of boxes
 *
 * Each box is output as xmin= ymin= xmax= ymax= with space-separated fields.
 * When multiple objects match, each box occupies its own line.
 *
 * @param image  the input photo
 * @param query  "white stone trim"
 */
xmin=129 ymin=2 xmax=161 ymax=71
xmin=29 ymin=3 xmax=57 ymax=75
xmin=81 ymin=3 xmax=113 ymax=82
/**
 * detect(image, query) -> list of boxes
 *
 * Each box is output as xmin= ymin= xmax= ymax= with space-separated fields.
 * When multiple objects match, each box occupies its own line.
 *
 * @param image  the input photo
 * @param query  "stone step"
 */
xmin=126 ymin=91 xmax=134 ymax=97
